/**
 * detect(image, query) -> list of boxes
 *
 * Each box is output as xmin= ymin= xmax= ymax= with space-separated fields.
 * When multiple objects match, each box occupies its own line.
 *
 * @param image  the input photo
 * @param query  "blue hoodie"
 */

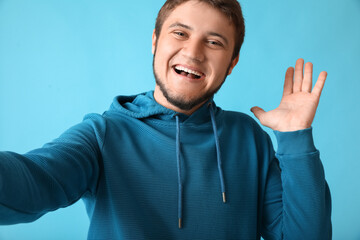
xmin=0 ymin=91 xmax=331 ymax=239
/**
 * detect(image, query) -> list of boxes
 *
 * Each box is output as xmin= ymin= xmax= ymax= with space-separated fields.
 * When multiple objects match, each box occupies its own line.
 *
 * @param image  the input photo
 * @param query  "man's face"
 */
xmin=152 ymin=0 xmax=239 ymax=114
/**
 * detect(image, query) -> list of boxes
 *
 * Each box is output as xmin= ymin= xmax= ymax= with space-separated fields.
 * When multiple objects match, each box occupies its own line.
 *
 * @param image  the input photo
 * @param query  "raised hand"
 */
xmin=251 ymin=58 xmax=327 ymax=132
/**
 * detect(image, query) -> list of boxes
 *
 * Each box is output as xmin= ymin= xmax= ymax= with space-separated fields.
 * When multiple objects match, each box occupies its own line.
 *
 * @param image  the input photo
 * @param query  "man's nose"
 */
xmin=182 ymin=39 xmax=205 ymax=63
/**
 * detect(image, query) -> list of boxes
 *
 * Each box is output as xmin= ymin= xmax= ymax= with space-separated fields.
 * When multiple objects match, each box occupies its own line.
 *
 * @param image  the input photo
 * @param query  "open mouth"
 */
xmin=173 ymin=65 xmax=204 ymax=80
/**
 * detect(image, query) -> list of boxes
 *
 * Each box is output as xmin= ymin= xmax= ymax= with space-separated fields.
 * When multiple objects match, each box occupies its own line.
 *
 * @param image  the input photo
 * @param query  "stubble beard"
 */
xmin=152 ymin=50 xmax=231 ymax=111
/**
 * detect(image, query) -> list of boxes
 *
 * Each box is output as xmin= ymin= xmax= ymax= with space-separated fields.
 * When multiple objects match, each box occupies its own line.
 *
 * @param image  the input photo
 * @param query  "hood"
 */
xmin=109 ymin=91 xmax=219 ymax=124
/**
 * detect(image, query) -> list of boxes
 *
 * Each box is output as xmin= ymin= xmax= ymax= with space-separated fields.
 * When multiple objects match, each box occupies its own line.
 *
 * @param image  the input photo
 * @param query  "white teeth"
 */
xmin=175 ymin=66 xmax=202 ymax=77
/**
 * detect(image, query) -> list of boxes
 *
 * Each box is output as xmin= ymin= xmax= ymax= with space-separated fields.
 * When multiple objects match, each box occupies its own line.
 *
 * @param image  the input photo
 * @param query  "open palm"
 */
xmin=251 ymin=58 xmax=327 ymax=132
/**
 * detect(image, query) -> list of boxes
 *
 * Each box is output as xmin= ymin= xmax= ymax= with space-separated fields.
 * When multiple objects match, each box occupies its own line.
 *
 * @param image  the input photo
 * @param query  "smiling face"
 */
xmin=152 ymin=0 xmax=239 ymax=115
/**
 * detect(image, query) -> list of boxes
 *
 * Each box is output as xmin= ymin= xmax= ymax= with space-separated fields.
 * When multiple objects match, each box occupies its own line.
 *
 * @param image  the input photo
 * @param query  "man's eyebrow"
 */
xmin=168 ymin=22 xmax=193 ymax=30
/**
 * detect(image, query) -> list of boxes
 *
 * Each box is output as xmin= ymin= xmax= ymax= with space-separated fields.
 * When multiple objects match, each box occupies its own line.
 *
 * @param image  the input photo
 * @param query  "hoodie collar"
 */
xmin=110 ymin=91 xmax=219 ymax=125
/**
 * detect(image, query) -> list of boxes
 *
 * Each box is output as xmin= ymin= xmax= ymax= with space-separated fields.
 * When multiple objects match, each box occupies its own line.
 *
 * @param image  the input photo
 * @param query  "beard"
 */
xmin=152 ymin=51 xmax=232 ymax=111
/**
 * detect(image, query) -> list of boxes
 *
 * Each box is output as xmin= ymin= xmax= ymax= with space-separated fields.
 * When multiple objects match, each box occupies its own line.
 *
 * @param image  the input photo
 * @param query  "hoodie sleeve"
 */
xmin=0 ymin=113 xmax=105 ymax=225
xmin=260 ymin=127 xmax=332 ymax=240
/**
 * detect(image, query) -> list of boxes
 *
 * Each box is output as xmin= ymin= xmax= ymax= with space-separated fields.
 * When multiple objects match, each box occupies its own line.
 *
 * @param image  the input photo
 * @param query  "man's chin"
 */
xmin=163 ymin=90 xmax=212 ymax=111
xmin=169 ymin=92 xmax=199 ymax=104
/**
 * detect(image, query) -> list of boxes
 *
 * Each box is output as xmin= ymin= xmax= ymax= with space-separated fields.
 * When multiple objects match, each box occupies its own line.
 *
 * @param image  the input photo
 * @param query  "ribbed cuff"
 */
xmin=274 ymin=127 xmax=316 ymax=155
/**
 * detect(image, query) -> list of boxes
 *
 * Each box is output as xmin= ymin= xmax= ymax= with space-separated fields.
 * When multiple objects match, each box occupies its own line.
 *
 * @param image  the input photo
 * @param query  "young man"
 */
xmin=0 ymin=0 xmax=331 ymax=239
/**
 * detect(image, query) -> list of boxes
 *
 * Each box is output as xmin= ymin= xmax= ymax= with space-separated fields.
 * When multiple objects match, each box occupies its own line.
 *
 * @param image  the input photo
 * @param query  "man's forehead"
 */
xmin=164 ymin=1 xmax=233 ymax=29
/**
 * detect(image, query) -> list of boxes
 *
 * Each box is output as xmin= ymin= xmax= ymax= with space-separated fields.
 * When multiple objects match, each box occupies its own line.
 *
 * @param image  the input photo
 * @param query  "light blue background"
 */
xmin=0 ymin=0 xmax=359 ymax=239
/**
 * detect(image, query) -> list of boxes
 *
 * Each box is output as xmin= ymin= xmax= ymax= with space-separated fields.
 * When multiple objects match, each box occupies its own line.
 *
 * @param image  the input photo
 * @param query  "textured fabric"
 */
xmin=0 ymin=91 xmax=331 ymax=239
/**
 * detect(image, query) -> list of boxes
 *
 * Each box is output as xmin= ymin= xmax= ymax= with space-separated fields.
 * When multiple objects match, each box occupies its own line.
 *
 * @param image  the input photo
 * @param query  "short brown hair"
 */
xmin=155 ymin=0 xmax=245 ymax=60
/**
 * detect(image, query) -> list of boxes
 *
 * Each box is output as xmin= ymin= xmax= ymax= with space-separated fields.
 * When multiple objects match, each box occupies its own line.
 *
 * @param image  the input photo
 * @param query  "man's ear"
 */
xmin=152 ymin=29 xmax=157 ymax=54
xmin=227 ymin=55 xmax=239 ymax=75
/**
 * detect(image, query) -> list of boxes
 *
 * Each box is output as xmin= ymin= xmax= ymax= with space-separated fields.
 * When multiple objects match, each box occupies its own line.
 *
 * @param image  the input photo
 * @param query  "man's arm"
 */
xmin=260 ymin=128 xmax=331 ymax=239
xmin=251 ymin=59 xmax=331 ymax=239
xmin=0 ymin=114 xmax=104 ymax=224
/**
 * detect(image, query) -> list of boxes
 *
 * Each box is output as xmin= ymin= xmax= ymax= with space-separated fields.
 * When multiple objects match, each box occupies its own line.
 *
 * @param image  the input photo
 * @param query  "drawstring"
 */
xmin=208 ymin=103 xmax=226 ymax=203
xmin=175 ymin=103 xmax=226 ymax=229
xmin=175 ymin=115 xmax=183 ymax=228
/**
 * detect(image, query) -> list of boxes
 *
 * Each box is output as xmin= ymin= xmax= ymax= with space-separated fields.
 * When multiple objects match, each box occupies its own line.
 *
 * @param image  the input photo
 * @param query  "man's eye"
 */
xmin=208 ymin=40 xmax=223 ymax=47
xmin=174 ymin=31 xmax=185 ymax=37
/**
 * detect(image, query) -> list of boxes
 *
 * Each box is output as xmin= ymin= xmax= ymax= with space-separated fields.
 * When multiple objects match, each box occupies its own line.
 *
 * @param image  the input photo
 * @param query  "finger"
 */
xmin=251 ymin=106 xmax=266 ymax=123
xmin=302 ymin=62 xmax=313 ymax=92
xmin=312 ymin=71 xmax=327 ymax=97
xmin=283 ymin=67 xmax=294 ymax=97
xmin=293 ymin=58 xmax=304 ymax=93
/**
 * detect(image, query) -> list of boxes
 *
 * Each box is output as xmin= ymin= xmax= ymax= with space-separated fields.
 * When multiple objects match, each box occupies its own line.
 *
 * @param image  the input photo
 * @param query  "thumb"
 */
xmin=250 ymin=106 xmax=266 ymax=122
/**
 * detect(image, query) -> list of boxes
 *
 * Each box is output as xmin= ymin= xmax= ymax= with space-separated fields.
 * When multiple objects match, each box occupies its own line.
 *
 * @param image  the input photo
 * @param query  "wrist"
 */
xmin=273 ymin=122 xmax=312 ymax=132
